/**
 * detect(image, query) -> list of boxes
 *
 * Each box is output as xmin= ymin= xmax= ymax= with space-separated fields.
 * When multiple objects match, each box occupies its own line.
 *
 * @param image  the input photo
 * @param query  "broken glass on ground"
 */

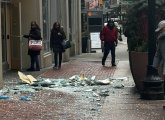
xmin=20 ymin=96 xmax=32 ymax=101
xmin=110 ymin=77 xmax=127 ymax=89
xmin=17 ymin=71 xmax=127 ymax=89
xmin=0 ymin=95 xmax=10 ymax=100
xmin=0 ymin=71 xmax=128 ymax=102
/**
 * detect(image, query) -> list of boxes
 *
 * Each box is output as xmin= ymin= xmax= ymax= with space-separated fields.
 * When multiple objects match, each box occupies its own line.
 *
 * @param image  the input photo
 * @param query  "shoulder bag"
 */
xmin=62 ymin=39 xmax=71 ymax=49
xmin=29 ymin=40 xmax=42 ymax=51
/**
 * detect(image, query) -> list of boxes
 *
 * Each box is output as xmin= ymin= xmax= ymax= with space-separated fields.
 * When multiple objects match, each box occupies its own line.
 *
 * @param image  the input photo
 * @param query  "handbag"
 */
xmin=29 ymin=40 xmax=42 ymax=51
xmin=62 ymin=39 xmax=71 ymax=49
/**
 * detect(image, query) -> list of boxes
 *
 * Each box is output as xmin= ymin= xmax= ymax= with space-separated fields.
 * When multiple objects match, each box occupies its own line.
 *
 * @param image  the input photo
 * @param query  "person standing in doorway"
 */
xmin=23 ymin=21 xmax=42 ymax=71
xmin=50 ymin=22 xmax=66 ymax=70
xmin=100 ymin=20 xmax=118 ymax=67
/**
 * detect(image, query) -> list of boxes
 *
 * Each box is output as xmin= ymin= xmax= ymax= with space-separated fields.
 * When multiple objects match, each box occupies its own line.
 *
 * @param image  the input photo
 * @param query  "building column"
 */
xmin=77 ymin=0 xmax=82 ymax=54
xmin=70 ymin=0 xmax=82 ymax=55
xmin=70 ymin=0 xmax=76 ymax=55
xmin=60 ymin=0 xmax=70 ymax=62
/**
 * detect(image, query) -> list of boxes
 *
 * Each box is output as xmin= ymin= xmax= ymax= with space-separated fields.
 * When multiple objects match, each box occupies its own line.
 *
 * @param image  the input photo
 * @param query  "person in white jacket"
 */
xmin=152 ymin=20 xmax=165 ymax=76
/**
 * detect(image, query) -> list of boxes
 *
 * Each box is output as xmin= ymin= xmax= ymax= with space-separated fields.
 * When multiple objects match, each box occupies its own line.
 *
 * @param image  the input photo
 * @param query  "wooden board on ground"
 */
xmin=18 ymin=71 xmax=37 ymax=84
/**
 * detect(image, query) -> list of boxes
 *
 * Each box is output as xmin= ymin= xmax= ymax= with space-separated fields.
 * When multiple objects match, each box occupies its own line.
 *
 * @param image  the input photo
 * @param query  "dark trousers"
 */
xmin=54 ymin=52 xmax=62 ymax=67
xmin=102 ymin=42 xmax=116 ymax=65
xmin=30 ymin=55 xmax=40 ymax=69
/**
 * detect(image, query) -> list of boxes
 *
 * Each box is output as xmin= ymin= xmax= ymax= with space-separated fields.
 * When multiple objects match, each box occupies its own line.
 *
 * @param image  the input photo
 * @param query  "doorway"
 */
xmin=10 ymin=2 xmax=22 ymax=70
xmin=1 ymin=2 xmax=22 ymax=72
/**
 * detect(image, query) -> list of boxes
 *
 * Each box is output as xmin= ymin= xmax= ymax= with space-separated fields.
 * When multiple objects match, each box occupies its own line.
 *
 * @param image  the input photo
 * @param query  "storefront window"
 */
xmin=42 ymin=0 xmax=50 ymax=52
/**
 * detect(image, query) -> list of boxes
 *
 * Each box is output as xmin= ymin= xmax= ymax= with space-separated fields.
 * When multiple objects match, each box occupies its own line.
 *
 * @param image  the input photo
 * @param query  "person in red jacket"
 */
xmin=100 ymin=20 xmax=118 ymax=66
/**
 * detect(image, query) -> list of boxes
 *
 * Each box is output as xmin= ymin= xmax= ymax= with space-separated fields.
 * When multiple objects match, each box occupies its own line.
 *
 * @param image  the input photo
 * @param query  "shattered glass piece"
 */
xmin=44 ymin=79 xmax=52 ymax=83
xmin=33 ymin=87 xmax=43 ymax=91
xmin=80 ymin=80 xmax=87 ymax=86
xmin=93 ymin=92 xmax=99 ymax=97
xmin=0 ymin=95 xmax=10 ymax=100
xmin=9 ymin=85 xmax=36 ymax=94
xmin=0 ymin=88 xmax=10 ymax=95
xmin=96 ymin=98 xmax=101 ymax=101
xmin=69 ymin=75 xmax=79 ymax=80
xmin=91 ymin=108 xmax=97 ymax=111
xmin=85 ymin=78 xmax=96 ymax=86
xmin=98 ymin=89 xmax=109 ymax=96
xmin=99 ymin=92 xmax=109 ymax=97
xmin=100 ymin=89 xmax=109 ymax=93
xmin=59 ymin=80 xmax=69 ymax=87
xmin=110 ymin=77 xmax=128 ymax=81
xmin=95 ymin=78 xmax=110 ymax=85
xmin=38 ymin=80 xmax=55 ymax=87
xmin=97 ymin=103 xmax=101 ymax=106
xmin=20 ymin=96 xmax=32 ymax=101
xmin=84 ymin=89 xmax=93 ymax=92
xmin=90 ymin=76 xmax=96 ymax=81
xmin=112 ymin=83 xmax=124 ymax=89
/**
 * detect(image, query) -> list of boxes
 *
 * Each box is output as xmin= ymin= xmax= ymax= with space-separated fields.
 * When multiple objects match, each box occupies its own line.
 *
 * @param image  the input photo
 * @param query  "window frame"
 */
xmin=42 ymin=0 xmax=50 ymax=53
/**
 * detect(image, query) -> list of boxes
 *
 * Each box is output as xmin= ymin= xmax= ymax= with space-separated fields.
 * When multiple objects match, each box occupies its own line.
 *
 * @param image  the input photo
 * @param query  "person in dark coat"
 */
xmin=23 ymin=21 xmax=42 ymax=71
xmin=50 ymin=22 xmax=66 ymax=70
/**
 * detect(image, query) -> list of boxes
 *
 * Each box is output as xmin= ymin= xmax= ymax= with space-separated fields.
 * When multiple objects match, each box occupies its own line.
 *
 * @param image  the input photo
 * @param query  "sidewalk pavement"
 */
xmin=99 ymin=37 xmax=165 ymax=120
xmin=99 ymin=60 xmax=165 ymax=120
xmin=3 ymin=35 xmax=165 ymax=120
xmin=39 ymin=36 xmax=165 ymax=119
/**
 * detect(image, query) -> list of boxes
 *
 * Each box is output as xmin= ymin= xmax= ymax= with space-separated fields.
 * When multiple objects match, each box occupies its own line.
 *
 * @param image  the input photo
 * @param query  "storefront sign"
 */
xmin=90 ymin=32 xmax=101 ymax=48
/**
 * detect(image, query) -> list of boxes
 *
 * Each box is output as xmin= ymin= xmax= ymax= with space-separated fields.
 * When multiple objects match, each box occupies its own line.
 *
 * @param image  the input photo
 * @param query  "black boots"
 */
xmin=112 ymin=63 xmax=116 ymax=66
xmin=26 ymin=67 xmax=35 ymax=71
xmin=36 ymin=67 xmax=40 ymax=71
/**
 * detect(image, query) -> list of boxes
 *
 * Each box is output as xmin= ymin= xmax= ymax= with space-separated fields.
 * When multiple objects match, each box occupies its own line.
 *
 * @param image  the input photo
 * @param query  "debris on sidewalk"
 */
xmin=27 ymin=75 xmax=37 ymax=82
xmin=112 ymin=83 xmax=124 ymax=89
xmin=80 ymin=73 xmax=86 ymax=80
xmin=20 ymin=96 xmax=32 ymax=101
xmin=95 ymin=78 xmax=110 ymax=85
xmin=0 ymin=95 xmax=10 ymax=100
xmin=16 ymin=73 xmax=128 ymax=90
xmin=17 ymin=72 xmax=127 ymax=89
xmin=18 ymin=71 xmax=37 ymax=84
xmin=0 ymin=71 xmax=128 ymax=102
xmin=92 ymin=92 xmax=99 ymax=97
xmin=110 ymin=77 xmax=127 ymax=89
xmin=98 ymin=89 xmax=109 ymax=97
